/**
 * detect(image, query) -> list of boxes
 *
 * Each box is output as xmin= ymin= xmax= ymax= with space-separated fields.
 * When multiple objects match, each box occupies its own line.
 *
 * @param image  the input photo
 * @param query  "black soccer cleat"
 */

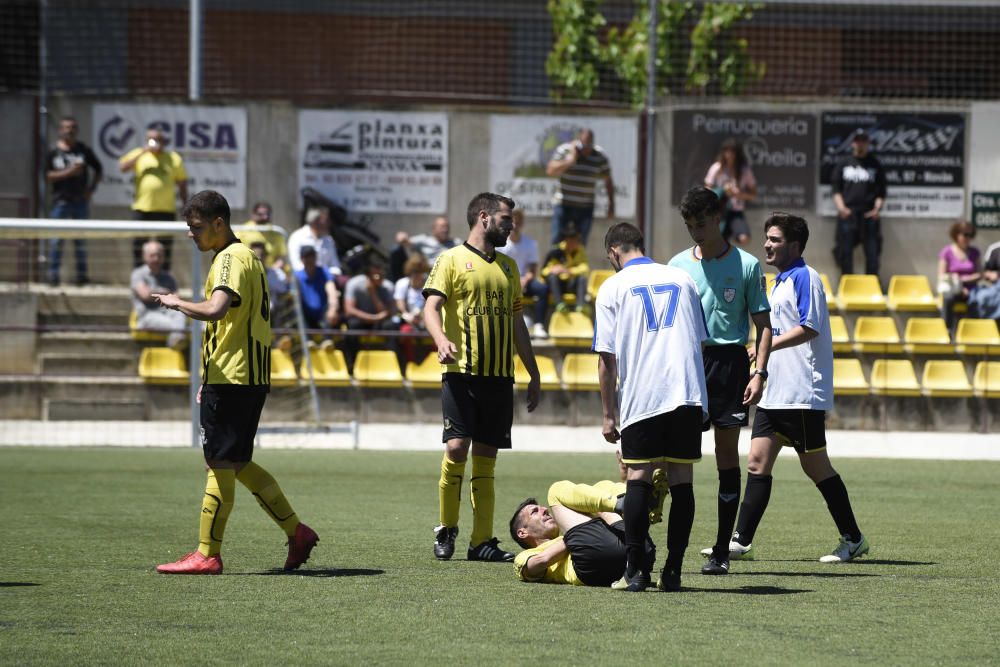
xmin=656 ymin=568 xmax=682 ymax=592
xmin=433 ymin=525 xmax=459 ymax=560
xmin=701 ymin=554 xmax=730 ymax=575
xmin=612 ymin=568 xmax=651 ymax=592
xmin=467 ymin=537 xmax=515 ymax=562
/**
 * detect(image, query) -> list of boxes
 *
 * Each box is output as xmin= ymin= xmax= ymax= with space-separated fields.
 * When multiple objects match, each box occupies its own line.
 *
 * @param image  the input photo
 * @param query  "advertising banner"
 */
xmin=819 ymin=112 xmax=965 ymax=218
xmin=671 ymin=110 xmax=816 ymax=209
xmin=971 ymin=192 xmax=1000 ymax=229
xmin=298 ymin=110 xmax=448 ymax=214
xmin=488 ymin=115 xmax=638 ymax=218
xmin=92 ymin=103 xmax=247 ymax=209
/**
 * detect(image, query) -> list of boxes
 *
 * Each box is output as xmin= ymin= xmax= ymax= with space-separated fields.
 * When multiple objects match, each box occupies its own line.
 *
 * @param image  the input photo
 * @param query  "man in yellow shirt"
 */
xmin=541 ymin=225 xmax=590 ymax=316
xmin=237 ymin=201 xmax=289 ymax=273
xmin=119 ymin=128 xmax=188 ymax=269
xmin=510 ymin=473 xmax=666 ymax=587
xmin=152 ymin=190 xmax=318 ymax=575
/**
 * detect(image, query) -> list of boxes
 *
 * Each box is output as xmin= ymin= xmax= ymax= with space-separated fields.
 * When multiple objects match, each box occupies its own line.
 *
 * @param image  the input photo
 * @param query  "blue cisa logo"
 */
xmin=99 ymin=115 xmax=137 ymax=158
xmin=99 ymin=115 xmax=239 ymax=158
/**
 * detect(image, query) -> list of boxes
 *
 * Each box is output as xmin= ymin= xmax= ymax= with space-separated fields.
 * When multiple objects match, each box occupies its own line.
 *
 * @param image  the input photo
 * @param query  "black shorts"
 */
xmin=751 ymin=407 xmax=827 ymax=454
xmin=200 ymin=384 xmax=267 ymax=462
xmin=620 ymin=405 xmax=703 ymax=464
xmin=703 ymin=344 xmax=752 ymax=429
xmin=440 ymin=373 xmax=514 ymax=449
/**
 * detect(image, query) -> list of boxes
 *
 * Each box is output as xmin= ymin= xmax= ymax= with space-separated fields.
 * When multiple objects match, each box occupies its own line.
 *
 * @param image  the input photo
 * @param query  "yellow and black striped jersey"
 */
xmin=423 ymin=243 xmax=523 ymax=378
xmin=202 ymin=241 xmax=272 ymax=386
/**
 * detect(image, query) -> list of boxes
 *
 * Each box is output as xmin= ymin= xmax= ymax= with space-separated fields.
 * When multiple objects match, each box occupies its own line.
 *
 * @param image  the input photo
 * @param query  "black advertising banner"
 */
xmin=971 ymin=192 xmax=1000 ymax=229
xmin=672 ymin=110 xmax=816 ymax=209
xmin=819 ymin=112 xmax=965 ymax=218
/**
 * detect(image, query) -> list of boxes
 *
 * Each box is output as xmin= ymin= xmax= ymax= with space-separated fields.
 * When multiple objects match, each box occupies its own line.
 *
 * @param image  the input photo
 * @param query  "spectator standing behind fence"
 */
xmin=497 ymin=208 xmax=550 ymax=338
xmin=342 ymin=258 xmax=399 ymax=371
xmin=130 ymin=240 xmax=187 ymax=350
xmin=937 ymin=220 xmax=982 ymax=331
xmin=118 ymin=128 xmax=188 ymax=270
xmin=288 ymin=207 xmax=342 ymax=275
xmin=545 ymin=128 xmax=615 ymax=247
xmin=831 ymin=129 xmax=887 ymax=278
xmin=295 ymin=245 xmax=340 ymax=331
xmin=395 ymin=254 xmax=430 ymax=364
xmin=45 ymin=116 xmax=102 ymax=287
xmin=238 ymin=201 xmax=288 ymax=272
xmin=704 ymin=138 xmax=757 ymax=248
xmin=542 ymin=226 xmax=590 ymax=316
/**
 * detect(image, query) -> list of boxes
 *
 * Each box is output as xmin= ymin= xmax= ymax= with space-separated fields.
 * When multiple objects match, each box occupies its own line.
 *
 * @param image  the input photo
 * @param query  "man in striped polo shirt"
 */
xmin=545 ymin=128 xmax=615 ymax=247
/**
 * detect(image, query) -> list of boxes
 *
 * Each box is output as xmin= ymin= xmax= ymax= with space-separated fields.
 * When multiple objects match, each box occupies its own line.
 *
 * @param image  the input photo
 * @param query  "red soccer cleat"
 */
xmin=284 ymin=523 xmax=320 ymax=571
xmin=156 ymin=551 xmax=223 ymax=575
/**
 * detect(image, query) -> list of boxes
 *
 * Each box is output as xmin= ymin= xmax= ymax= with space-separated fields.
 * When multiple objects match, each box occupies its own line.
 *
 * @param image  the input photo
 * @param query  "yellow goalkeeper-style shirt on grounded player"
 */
xmin=513 ymin=537 xmax=581 ymax=586
xmin=423 ymin=243 xmax=523 ymax=378
xmin=202 ymin=241 xmax=273 ymax=386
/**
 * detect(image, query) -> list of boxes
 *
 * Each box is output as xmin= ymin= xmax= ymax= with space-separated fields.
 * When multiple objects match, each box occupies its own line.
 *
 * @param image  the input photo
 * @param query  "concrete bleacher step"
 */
xmin=38 ymin=352 xmax=137 ymax=376
xmin=37 ymin=331 xmax=141 ymax=356
xmin=43 ymin=398 xmax=147 ymax=421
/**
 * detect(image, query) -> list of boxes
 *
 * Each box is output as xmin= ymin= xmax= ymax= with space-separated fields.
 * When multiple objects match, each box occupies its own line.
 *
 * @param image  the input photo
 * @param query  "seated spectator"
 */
xmin=408 ymin=216 xmax=462 ymax=265
xmin=288 ymin=207 xmax=342 ymax=275
xmin=542 ymin=225 xmax=590 ymax=316
xmin=294 ymin=245 xmax=340 ymax=331
xmin=937 ymin=220 xmax=981 ymax=330
xmin=131 ymin=240 xmax=187 ymax=349
xmin=704 ymin=138 xmax=757 ymax=248
xmin=249 ymin=241 xmax=291 ymax=324
xmin=342 ymin=258 xmax=400 ymax=370
xmin=237 ymin=201 xmax=289 ymax=272
xmin=394 ymin=254 xmax=431 ymax=363
xmin=969 ymin=240 xmax=1000 ymax=322
xmin=497 ymin=208 xmax=550 ymax=338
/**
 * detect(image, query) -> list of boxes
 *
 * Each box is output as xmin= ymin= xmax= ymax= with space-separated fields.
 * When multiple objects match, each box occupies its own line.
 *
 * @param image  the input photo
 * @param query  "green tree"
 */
xmin=547 ymin=0 xmax=765 ymax=108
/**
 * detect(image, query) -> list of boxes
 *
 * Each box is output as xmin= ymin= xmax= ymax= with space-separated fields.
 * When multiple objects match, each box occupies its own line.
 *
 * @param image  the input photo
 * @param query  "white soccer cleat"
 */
xmin=819 ymin=534 xmax=870 ymax=563
xmin=701 ymin=540 xmax=754 ymax=560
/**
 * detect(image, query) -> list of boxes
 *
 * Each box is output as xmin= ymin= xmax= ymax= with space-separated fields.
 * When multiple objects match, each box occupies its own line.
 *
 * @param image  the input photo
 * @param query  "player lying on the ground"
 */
xmin=509 ymin=474 xmax=668 ymax=587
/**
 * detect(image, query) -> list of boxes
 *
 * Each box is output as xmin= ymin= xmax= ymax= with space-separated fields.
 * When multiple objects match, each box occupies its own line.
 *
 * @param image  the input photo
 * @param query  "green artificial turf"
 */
xmin=1 ymin=448 xmax=998 ymax=665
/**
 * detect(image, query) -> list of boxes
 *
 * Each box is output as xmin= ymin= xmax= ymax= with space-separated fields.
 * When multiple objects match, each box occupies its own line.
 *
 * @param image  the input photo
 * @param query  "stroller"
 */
xmin=300 ymin=187 xmax=389 ymax=275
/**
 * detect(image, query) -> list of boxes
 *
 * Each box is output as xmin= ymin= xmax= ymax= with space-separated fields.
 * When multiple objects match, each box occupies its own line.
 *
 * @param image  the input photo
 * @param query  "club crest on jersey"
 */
xmin=724 ymin=287 xmax=736 ymax=303
xmin=465 ymin=262 xmax=474 ymax=270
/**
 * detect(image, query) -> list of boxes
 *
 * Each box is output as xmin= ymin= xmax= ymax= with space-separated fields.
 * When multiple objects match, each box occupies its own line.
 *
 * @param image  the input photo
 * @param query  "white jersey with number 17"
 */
xmin=593 ymin=257 xmax=709 ymax=431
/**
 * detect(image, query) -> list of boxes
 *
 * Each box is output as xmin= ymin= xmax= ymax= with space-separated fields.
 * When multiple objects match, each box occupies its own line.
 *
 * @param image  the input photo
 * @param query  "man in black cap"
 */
xmin=831 ymin=129 xmax=887 ymax=277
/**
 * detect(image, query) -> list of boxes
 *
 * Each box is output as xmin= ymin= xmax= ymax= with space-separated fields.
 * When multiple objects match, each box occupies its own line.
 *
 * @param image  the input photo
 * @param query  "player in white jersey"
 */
xmin=726 ymin=213 xmax=870 ymax=564
xmin=594 ymin=223 xmax=708 ymax=592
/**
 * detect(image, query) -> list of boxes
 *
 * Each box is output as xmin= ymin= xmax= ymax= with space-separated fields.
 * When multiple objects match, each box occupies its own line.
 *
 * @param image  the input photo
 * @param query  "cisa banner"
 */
xmin=91 ymin=104 xmax=247 ymax=209
xmin=819 ymin=111 xmax=965 ymax=218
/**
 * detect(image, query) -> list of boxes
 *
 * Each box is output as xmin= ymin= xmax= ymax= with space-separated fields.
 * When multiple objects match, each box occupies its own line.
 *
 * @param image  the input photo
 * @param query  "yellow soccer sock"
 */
xmin=547 ymin=480 xmax=619 ymax=514
xmin=469 ymin=456 xmax=496 ymax=547
xmin=438 ymin=454 xmax=466 ymax=528
xmin=594 ymin=479 xmax=627 ymax=498
xmin=198 ymin=468 xmax=235 ymax=557
xmin=236 ymin=462 xmax=299 ymax=537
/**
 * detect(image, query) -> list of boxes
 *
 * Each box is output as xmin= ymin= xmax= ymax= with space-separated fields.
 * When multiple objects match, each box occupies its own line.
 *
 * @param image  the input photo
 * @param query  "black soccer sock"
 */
xmin=734 ymin=473 xmax=773 ymax=546
xmin=664 ymin=483 xmax=695 ymax=573
xmin=816 ymin=474 xmax=862 ymax=543
xmin=715 ymin=467 xmax=742 ymax=555
xmin=624 ymin=479 xmax=653 ymax=576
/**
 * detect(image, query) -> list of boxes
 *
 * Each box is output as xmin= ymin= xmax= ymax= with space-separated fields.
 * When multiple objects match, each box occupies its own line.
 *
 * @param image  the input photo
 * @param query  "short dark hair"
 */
xmin=252 ymin=201 xmax=272 ymax=213
xmin=182 ymin=190 xmax=231 ymax=226
xmin=509 ymin=497 xmax=537 ymax=549
xmin=604 ymin=222 xmax=645 ymax=254
xmin=764 ymin=212 xmax=809 ymax=251
xmin=466 ymin=192 xmax=516 ymax=228
xmin=679 ymin=186 xmax=721 ymax=222
xmin=60 ymin=116 xmax=78 ymax=126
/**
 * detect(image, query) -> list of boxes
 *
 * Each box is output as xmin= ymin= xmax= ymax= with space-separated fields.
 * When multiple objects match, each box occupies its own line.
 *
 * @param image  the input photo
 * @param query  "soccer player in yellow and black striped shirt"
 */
xmin=154 ymin=190 xmax=318 ymax=575
xmin=423 ymin=192 xmax=542 ymax=562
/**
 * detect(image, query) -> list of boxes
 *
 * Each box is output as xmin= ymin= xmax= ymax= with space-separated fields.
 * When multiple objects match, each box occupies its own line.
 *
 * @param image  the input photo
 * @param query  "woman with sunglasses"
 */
xmin=937 ymin=220 xmax=982 ymax=330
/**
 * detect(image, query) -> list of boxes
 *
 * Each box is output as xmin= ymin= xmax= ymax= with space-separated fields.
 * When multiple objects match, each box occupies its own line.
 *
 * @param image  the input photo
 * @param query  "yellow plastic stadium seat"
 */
xmin=921 ymin=360 xmax=973 ymax=398
xmin=887 ymin=275 xmax=938 ymax=312
xmin=869 ymin=359 xmax=921 ymax=397
xmin=852 ymin=316 xmax=902 ymax=354
xmin=829 ymin=315 xmax=852 ymax=353
xmin=548 ymin=311 xmax=594 ymax=348
xmin=129 ymin=309 xmax=168 ymax=343
xmin=972 ymin=361 xmax=1000 ymax=398
xmin=820 ymin=274 xmax=835 ymax=301
xmin=406 ymin=353 xmax=443 ymax=390
xmin=832 ymin=358 xmax=868 ymax=396
xmin=138 ymin=347 xmax=189 ymax=385
xmin=587 ymin=270 xmax=614 ymax=300
xmin=353 ymin=350 xmax=404 ymax=388
xmin=301 ymin=348 xmax=351 ymax=388
xmin=837 ymin=275 xmax=887 ymax=311
xmin=903 ymin=318 xmax=952 ymax=355
xmin=269 ymin=348 xmax=299 ymax=387
xmin=955 ymin=319 xmax=1000 ymax=356
xmin=515 ymin=355 xmax=561 ymax=390
xmin=561 ymin=353 xmax=600 ymax=391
